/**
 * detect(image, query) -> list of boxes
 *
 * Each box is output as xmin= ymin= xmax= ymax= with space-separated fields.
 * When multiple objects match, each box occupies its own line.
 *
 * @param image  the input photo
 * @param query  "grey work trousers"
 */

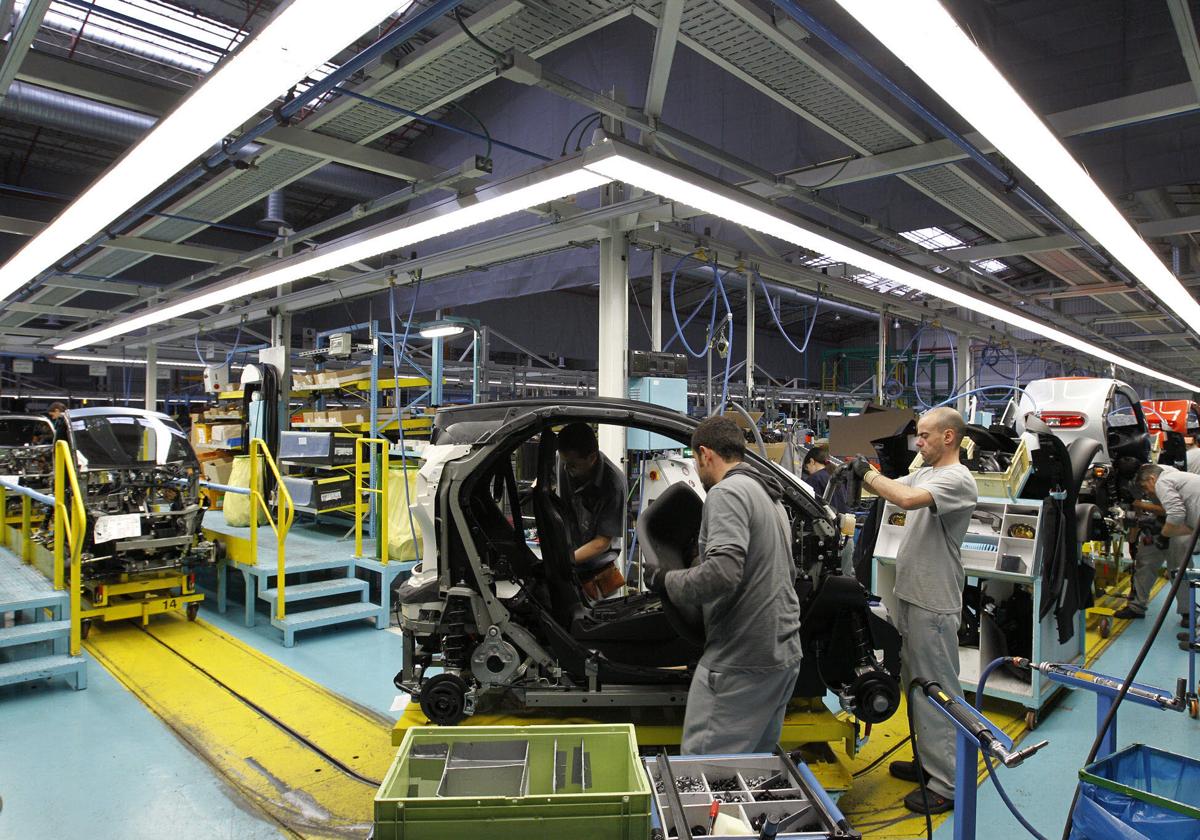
xmin=680 ymin=660 xmax=802 ymax=755
xmin=896 ymin=599 xmax=961 ymax=799
xmin=1130 ymin=539 xmax=1192 ymax=616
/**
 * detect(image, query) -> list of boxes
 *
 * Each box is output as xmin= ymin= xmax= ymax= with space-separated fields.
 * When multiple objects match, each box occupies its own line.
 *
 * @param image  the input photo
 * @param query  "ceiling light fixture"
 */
xmin=418 ymin=321 xmax=468 ymax=339
xmin=54 ymin=162 xmax=609 ymax=351
xmin=55 ymin=354 xmax=210 ymax=369
xmin=0 ymin=0 xmax=411 ymax=303
xmin=830 ymin=0 xmax=1200 ymax=332
xmin=581 ymin=141 xmax=1198 ymax=391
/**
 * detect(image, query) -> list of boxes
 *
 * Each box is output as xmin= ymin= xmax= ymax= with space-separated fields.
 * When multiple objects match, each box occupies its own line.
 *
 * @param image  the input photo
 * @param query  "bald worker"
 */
xmin=850 ymin=406 xmax=977 ymax=815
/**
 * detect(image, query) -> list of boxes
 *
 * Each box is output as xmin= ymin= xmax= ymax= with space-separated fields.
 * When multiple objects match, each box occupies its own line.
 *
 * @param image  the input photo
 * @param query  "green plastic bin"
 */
xmin=374 ymin=724 xmax=652 ymax=840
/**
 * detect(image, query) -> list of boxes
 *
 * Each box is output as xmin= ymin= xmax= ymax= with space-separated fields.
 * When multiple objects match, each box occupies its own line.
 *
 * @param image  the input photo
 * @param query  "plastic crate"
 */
xmin=1070 ymin=744 xmax=1200 ymax=840
xmin=278 ymin=430 xmax=357 ymax=465
xmin=374 ymin=724 xmax=652 ymax=840
xmin=906 ymin=437 xmax=1031 ymax=501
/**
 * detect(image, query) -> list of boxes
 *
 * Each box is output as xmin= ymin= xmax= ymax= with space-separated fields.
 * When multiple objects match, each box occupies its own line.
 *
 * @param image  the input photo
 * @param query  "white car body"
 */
xmin=1016 ymin=377 xmax=1147 ymax=464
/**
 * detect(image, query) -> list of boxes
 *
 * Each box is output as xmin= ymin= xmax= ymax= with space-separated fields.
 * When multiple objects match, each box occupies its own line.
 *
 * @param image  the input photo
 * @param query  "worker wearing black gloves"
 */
xmin=1122 ymin=465 xmax=1200 ymax=638
xmin=849 ymin=406 xmax=977 ymax=815
xmin=645 ymin=415 xmax=803 ymax=755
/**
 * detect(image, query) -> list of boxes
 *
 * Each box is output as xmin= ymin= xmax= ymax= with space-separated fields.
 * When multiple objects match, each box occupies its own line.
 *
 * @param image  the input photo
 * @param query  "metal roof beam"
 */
xmin=13 ymin=49 xmax=178 ymax=114
xmin=643 ymin=0 xmax=684 ymax=119
xmin=261 ymin=124 xmax=443 ymax=184
xmin=944 ymin=213 xmax=1200 ymax=261
xmin=781 ymin=82 xmax=1199 ymax=190
xmin=0 ymin=0 xmax=50 ymax=102
xmin=1168 ymin=0 xmax=1200 ymax=105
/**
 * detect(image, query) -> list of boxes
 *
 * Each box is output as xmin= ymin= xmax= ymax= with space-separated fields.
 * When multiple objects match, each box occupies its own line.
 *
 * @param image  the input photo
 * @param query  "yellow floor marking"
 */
xmin=86 ymin=614 xmax=395 ymax=839
xmin=836 ymin=580 xmax=1155 ymax=837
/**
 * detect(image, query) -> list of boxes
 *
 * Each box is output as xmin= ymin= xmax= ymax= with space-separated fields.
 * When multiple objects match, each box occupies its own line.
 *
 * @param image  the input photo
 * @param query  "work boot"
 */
xmin=1179 ymin=632 xmax=1193 ymax=642
xmin=903 ymin=787 xmax=953 ymax=815
xmin=1113 ymin=607 xmax=1145 ymax=620
xmin=888 ymin=760 xmax=931 ymax=783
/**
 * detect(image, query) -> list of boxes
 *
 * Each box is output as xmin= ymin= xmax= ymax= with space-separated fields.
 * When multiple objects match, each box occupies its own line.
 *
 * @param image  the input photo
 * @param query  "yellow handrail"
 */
xmin=248 ymin=438 xmax=294 ymax=621
xmin=53 ymin=441 xmax=86 ymax=656
xmin=354 ymin=438 xmax=390 ymax=563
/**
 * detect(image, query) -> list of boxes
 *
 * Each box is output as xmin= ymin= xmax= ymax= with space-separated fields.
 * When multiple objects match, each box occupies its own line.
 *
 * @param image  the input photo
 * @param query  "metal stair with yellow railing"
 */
xmin=204 ymin=438 xmax=386 ymax=647
xmin=0 ymin=441 xmax=87 ymax=691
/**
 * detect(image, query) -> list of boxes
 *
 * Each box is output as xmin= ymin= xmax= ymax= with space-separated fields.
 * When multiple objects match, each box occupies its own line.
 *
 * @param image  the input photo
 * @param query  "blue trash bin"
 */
xmin=1069 ymin=744 xmax=1200 ymax=840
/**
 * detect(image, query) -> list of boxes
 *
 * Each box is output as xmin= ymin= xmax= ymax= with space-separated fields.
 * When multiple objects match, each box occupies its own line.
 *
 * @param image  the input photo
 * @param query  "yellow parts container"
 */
xmin=908 ymin=436 xmax=1032 ymax=500
xmin=223 ymin=455 xmax=267 ymax=526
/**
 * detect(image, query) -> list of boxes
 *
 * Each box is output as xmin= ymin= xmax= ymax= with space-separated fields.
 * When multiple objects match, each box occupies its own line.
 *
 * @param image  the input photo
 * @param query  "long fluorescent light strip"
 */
xmin=0 ymin=0 xmax=410 ymax=302
xmin=583 ymin=149 xmax=1199 ymax=392
xmin=54 ymin=169 xmax=610 ymax=351
xmin=55 ymin=354 xmax=235 ymax=369
xmin=833 ymin=0 xmax=1200 ymax=332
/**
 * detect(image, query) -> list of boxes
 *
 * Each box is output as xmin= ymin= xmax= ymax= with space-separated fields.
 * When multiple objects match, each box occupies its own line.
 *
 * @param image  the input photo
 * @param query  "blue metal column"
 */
xmin=431 ymin=311 xmax=444 ymax=406
xmin=953 ymin=728 xmax=976 ymax=840
xmin=1095 ymin=694 xmax=1117 ymax=760
xmin=471 ymin=328 xmax=480 ymax=404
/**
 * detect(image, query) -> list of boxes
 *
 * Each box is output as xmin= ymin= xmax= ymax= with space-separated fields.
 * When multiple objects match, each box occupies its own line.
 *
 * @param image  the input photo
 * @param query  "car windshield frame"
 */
xmin=0 ymin=416 xmax=55 ymax=449
xmin=67 ymin=412 xmax=195 ymax=470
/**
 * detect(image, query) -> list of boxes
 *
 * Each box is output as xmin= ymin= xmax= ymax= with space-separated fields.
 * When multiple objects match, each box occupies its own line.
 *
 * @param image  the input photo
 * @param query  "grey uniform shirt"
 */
xmin=558 ymin=453 xmax=627 ymax=573
xmin=1155 ymin=467 xmax=1200 ymax=532
xmin=664 ymin=466 xmax=803 ymax=673
xmin=893 ymin=464 xmax=978 ymax=614
xmin=1186 ymin=448 xmax=1200 ymax=475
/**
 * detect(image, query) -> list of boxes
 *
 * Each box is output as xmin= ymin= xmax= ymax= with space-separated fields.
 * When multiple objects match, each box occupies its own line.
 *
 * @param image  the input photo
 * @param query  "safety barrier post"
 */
xmin=55 ymin=442 xmax=84 ymax=656
xmin=355 ymin=438 xmax=390 ymax=563
xmin=249 ymin=439 xmax=293 ymax=621
xmin=19 ymin=494 xmax=32 ymax=563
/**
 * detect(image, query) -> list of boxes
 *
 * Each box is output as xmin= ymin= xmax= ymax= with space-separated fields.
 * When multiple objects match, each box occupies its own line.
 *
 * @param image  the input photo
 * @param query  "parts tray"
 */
xmin=644 ymin=749 xmax=857 ymax=839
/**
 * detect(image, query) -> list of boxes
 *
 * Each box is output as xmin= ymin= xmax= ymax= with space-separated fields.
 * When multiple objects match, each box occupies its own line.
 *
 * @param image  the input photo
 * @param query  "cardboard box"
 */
xmin=827 ymin=407 xmax=916 ymax=460
xmin=201 ymin=457 xmax=234 ymax=486
xmin=190 ymin=424 xmax=209 ymax=446
xmin=325 ymin=408 xmax=367 ymax=426
xmin=292 ymin=372 xmax=316 ymax=388
xmin=209 ymin=422 xmax=243 ymax=443
xmin=730 ymin=410 xmax=764 ymax=430
xmin=763 ymin=442 xmax=787 ymax=464
xmin=329 ymin=365 xmax=371 ymax=386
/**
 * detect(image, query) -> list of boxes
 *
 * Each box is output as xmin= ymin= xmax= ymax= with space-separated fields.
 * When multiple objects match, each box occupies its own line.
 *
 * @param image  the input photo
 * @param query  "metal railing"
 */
xmin=354 ymin=437 xmax=390 ymax=563
xmin=248 ymin=439 xmax=294 ymax=621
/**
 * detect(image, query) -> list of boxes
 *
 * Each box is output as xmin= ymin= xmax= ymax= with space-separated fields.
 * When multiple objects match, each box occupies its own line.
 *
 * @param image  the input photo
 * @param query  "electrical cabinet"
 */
xmin=627 ymin=377 xmax=688 ymax=451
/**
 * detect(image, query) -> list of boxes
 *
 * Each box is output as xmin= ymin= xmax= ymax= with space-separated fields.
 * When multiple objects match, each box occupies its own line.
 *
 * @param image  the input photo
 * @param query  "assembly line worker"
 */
xmin=1186 ymin=437 xmax=1200 ymax=474
xmin=1123 ymin=464 xmax=1200 ymax=639
xmin=850 ymin=406 xmax=977 ymax=815
xmin=46 ymin=401 xmax=69 ymax=441
xmin=643 ymin=415 xmax=803 ymax=754
xmin=556 ymin=422 xmax=628 ymax=600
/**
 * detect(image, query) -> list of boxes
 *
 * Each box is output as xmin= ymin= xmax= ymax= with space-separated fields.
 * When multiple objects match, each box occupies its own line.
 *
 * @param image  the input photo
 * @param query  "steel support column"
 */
xmin=956 ymin=328 xmax=973 ymax=417
xmin=877 ymin=310 xmax=887 ymax=405
xmin=746 ymin=270 xmax=756 ymax=402
xmin=431 ymin=310 xmax=445 ymax=406
xmin=651 ymin=247 xmax=663 ymax=351
xmin=598 ymin=217 xmax=629 ymax=467
xmin=144 ymin=344 xmax=157 ymax=410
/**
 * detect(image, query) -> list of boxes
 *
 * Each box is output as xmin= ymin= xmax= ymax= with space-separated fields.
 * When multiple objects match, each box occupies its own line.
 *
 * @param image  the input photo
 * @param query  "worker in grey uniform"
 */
xmin=643 ymin=415 xmax=803 ymax=755
xmin=1186 ymin=437 xmax=1200 ymax=475
xmin=850 ymin=406 xmax=977 ymax=815
xmin=1124 ymin=465 xmax=1200 ymax=641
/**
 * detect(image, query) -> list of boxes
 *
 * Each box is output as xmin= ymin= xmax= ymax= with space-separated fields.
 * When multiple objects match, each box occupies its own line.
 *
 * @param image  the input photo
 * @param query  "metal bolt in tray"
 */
xmin=644 ymin=748 xmax=859 ymax=839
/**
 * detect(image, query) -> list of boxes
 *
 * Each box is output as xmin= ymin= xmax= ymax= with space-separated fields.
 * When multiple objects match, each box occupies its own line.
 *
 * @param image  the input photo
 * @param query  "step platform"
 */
xmin=202 ymin=511 xmax=413 ymax=647
xmin=0 ymin=548 xmax=86 ymax=691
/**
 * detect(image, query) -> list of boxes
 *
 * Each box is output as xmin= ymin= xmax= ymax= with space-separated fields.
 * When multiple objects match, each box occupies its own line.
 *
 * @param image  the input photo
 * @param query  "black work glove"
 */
xmin=850 ymin=455 xmax=875 ymax=480
xmin=1155 ymin=534 xmax=1171 ymax=551
xmin=643 ymin=565 xmax=669 ymax=596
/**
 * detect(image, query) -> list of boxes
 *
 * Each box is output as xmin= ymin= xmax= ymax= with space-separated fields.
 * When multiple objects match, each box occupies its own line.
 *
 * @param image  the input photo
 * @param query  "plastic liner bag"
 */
xmin=223 ymin=455 xmax=267 ymax=527
xmin=386 ymin=466 xmax=422 ymax=562
xmin=1069 ymin=744 xmax=1200 ymax=840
